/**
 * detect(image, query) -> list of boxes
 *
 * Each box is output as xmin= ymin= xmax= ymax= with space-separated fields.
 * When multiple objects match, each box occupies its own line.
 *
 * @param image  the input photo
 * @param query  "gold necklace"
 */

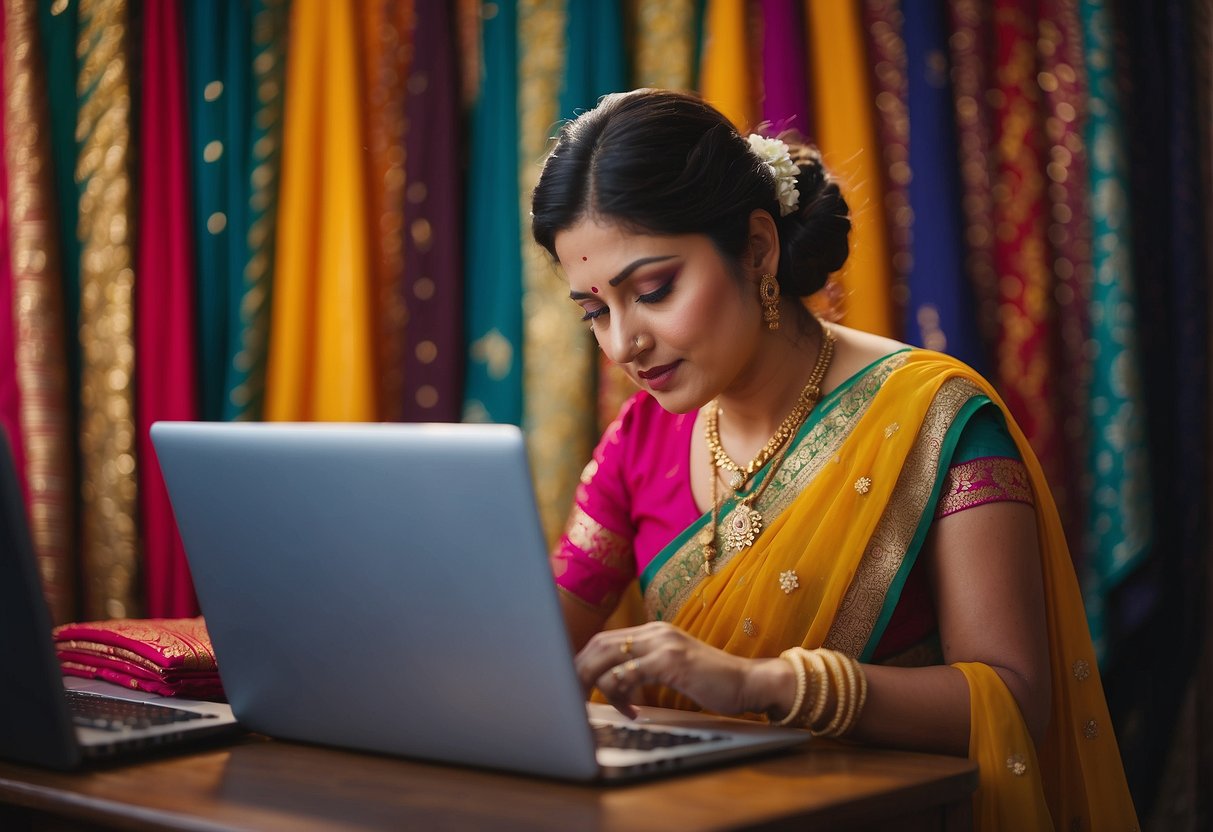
xmin=699 ymin=326 xmax=837 ymax=573
xmin=705 ymin=327 xmax=836 ymax=492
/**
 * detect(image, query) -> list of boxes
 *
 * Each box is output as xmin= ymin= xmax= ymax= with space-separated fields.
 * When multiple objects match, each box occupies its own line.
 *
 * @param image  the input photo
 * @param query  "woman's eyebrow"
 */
xmin=569 ymin=255 xmax=677 ymax=300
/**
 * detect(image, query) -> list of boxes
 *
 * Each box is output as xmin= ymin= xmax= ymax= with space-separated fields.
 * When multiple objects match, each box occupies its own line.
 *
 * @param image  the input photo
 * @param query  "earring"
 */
xmin=759 ymin=273 xmax=781 ymax=331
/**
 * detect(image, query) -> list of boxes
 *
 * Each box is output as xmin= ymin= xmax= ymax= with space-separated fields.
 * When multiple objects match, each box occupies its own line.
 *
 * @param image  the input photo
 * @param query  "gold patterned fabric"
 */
xmin=75 ymin=0 xmax=139 ymax=619
xmin=641 ymin=350 xmax=1137 ymax=827
xmin=3 ymin=0 xmax=76 ymax=623
xmin=518 ymin=0 xmax=597 ymax=546
xmin=360 ymin=0 xmax=412 ymax=421
xmin=935 ymin=457 xmax=1033 ymax=518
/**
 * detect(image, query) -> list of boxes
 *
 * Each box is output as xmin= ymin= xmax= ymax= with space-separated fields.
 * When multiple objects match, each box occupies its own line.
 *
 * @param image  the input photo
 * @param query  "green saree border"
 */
xmin=640 ymin=349 xmax=912 ymax=618
xmin=857 ymin=395 xmax=990 ymax=662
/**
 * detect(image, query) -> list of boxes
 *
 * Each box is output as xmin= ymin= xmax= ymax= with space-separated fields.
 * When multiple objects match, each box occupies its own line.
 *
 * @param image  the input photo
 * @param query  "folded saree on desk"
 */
xmin=54 ymin=616 xmax=224 ymax=700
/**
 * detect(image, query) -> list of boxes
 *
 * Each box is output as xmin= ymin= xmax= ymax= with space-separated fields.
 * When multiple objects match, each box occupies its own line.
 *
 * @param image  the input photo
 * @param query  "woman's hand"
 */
xmin=574 ymin=621 xmax=794 ymax=719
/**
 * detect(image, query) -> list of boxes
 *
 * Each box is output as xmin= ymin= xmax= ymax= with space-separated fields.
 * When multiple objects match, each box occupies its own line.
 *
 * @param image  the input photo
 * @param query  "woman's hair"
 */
xmin=531 ymin=89 xmax=851 ymax=299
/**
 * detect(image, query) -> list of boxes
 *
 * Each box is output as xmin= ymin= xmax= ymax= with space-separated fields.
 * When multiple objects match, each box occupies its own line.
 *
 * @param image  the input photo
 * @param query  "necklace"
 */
xmin=705 ymin=328 xmax=836 ymax=492
xmin=699 ymin=326 xmax=836 ymax=574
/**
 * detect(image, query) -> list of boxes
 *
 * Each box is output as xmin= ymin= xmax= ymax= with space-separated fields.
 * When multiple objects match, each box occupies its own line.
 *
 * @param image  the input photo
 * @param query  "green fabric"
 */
xmin=950 ymin=403 xmax=1021 ymax=464
xmin=37 ymin=1 xmax=80 ymax=390
xmin=463 ymin=0 xmax=523 ymax=424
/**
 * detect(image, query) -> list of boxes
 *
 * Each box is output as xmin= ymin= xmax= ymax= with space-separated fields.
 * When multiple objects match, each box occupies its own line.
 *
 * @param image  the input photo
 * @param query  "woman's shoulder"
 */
xmin=823 ymin=325 xmax=911 ymax=394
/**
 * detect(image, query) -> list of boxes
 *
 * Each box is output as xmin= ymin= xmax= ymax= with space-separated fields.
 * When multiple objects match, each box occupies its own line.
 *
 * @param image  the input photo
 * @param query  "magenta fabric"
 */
xmin=553 ymin=393 xmax=697 ymax=610
xmin=0 ymin=29 xmax=30 ymax=508
xmin=760 ymin=0 xmax=812 ymax=136
xmin=137 ymin=0 xmax=200 ymax=617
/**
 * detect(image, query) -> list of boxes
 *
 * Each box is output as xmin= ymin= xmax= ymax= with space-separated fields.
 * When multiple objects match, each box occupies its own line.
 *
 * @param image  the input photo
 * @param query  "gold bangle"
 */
xmin=836 ymin=656 xmax=869 ymax=737
xmin=804 ymin=650 xmax=831 ymax=731
xmin=771 ymin=649 xmax=808 ymax=726
xmin=818 ymin=650 xmax=853 ymax=737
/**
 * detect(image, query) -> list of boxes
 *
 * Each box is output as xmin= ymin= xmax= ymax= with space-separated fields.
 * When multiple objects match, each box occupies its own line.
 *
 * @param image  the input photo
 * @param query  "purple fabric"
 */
xmin=760 ymin=0 xmax=812 ymax=136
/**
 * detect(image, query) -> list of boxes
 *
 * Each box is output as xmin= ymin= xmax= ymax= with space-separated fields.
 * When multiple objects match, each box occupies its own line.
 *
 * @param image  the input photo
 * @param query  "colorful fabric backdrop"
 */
xmin=1 ymin=0 xmax=1208 ymax=818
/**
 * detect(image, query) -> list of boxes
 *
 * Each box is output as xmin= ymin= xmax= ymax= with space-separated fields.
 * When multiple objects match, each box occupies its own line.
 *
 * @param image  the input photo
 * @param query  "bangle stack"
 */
xmin=769 ymin=647 xmax=868 ymax=737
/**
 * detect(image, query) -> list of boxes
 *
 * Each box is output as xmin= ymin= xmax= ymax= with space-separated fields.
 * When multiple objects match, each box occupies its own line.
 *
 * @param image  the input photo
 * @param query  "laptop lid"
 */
xmin=0 ymin=430 xmax=238 ymax=771
xmin=151 ymin=421 xmax=605 ymax=781
xmin=0 ymin=430 xmax=81 ymax=769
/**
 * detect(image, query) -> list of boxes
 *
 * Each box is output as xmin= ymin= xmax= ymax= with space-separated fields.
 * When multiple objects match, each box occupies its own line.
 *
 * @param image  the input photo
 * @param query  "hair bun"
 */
xmin=775 ymin=144 xmax=851 ymax=297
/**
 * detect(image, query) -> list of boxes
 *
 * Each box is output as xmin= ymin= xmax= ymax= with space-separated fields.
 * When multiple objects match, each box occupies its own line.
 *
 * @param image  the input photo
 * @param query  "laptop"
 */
xmin=149 ymin=421 xmax=809 ymax=782
xmin=0 ymin=431 xmax=237 ymax=771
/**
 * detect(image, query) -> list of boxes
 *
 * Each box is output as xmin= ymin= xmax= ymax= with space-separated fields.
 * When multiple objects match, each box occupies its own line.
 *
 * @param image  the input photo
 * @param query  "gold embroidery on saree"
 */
xmin=823 ymin=377 xmax=982 ymax=657
xmin=564 ymin=504 xmax=633 ymax=572
xmin=935 ymin=457 xmax=1033 ymax=518
xmin=644 ymin=353 xmax=911 ymax=622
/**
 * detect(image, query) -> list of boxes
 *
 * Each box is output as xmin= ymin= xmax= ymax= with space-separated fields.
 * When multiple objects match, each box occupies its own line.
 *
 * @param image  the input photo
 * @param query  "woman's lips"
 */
xmin=638 ymin=360 xmax=681 ymax=391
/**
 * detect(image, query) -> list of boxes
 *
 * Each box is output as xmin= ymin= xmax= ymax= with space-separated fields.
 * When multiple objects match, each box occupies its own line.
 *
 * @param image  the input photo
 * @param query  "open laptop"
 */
xmin=0 ymin=431 xmax=237 ymax=771
xmin=150 ymin=421 xmax=809 ymax=782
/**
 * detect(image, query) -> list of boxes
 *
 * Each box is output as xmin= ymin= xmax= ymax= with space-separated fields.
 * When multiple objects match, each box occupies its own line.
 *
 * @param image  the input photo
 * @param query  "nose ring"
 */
xmin=633 ymin=334 xmax=652 ymax=351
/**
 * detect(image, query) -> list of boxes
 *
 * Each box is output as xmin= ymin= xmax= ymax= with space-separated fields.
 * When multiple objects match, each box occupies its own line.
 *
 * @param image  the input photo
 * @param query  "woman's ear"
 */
xmin=746 ymin=209 xmax=780 ymax=279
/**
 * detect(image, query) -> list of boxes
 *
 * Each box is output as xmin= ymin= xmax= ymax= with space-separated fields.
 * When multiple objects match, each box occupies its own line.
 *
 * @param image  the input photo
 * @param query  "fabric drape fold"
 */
xmin=759 ymin=0 xmax=810 ymax=136
xmin=360 ymin=0 xmax=412 ymax=422
xmin=699 ymin=0 xmax=755 ymax=131
xmin=137 ymin=0 xmax=200 ymax=618
xmin=1077 ymin=0 xmax=1152 ymax=658
xmin=265 ymin=0 xmax=376 ymax=422
xmin=805 ymin=0 xmax=896 ymax=337
xmin=988 ymin=0 xmax=1069 ymax=545
xmin=902 ymin=1 xmax=985 ymax=373
xmin=463 ymin=0 xmax=523 ymax=426
xmin=401 ymin=0 xmax=464 ymax=422
xmin=76 ymin=0 xmax=139 ymax=619
xmin=520 ymin=0 xmax=597 ymax=545
xmin=5 ymin=0 xmax=77 ymax=624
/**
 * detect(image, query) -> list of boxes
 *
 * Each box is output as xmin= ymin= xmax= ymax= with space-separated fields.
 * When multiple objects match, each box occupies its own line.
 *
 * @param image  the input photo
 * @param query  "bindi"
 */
xmin=591 ymin=286 xmax=599 ymax=294
xmin=581 ymin=256 xmax=588 ymax=261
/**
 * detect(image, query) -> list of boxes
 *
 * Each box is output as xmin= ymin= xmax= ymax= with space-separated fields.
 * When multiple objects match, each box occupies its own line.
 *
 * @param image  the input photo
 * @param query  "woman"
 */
xmin=531 ymin=89 xmax=1136 ymax=829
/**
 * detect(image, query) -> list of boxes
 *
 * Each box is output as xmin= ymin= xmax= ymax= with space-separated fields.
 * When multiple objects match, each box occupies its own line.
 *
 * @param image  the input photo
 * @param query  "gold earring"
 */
xmin=759 ymin=273 xmax=781 ymax=331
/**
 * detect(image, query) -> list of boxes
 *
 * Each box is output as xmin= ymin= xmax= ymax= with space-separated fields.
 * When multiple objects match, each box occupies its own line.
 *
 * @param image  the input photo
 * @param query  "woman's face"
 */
xmin=555 ymin=218 xmax=764 ymax=414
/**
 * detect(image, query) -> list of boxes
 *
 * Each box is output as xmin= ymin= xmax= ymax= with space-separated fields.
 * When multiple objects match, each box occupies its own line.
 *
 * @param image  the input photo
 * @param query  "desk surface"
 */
xmin=0 ymin=734 xmax=976 ymax=832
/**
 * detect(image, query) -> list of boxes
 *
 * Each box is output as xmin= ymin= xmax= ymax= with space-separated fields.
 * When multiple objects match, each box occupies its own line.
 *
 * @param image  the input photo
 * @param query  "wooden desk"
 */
xmin=0 ymin=734 xmax=977 ymax=831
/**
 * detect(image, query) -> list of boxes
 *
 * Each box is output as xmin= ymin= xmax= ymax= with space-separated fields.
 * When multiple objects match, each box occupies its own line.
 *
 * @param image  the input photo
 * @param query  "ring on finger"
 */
xmin=611 ymin=664 xmax=627 ymax=680
xmin=624 ymin=659 xmax=639 ymax=673
xmin=620 ymin=635 xmax=634 ymax=656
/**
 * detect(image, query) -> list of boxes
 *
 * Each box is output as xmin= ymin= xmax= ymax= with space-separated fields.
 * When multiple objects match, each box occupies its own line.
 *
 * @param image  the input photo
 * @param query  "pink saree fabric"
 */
xmin=137 ymin=0 xmax=200 ymax=617
xmin=0 ymin=48 xmax=29 ymax=509
xmin=54 ymin=617 xmax=223 ymax=699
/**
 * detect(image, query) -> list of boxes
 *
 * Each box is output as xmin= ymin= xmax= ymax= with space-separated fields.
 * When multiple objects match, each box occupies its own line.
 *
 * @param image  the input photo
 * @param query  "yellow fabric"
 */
xmin=265 ymin=0 xmax=376 ymax=421
xmin=698 ymin=0 xmax=755 ymax=131
xmin=646 ymin=350 xmax=1137 ymax=830
xmin=804 ymin=0 xmax=896 ymax=337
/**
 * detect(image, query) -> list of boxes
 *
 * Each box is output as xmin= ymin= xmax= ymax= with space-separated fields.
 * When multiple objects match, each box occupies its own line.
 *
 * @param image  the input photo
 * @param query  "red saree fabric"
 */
xmin=989 ymin=0 xmax=1070 ymax=533
xmin=55 ymin=617 xmax=223 ymax=700
xmin=137 ymin=0 xmax=200 ymax=617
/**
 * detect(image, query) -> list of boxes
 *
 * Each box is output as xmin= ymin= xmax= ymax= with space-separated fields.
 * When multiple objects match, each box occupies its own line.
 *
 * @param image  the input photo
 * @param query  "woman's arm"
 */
xmin=577 ymin=500 xmax=1052 ymax=756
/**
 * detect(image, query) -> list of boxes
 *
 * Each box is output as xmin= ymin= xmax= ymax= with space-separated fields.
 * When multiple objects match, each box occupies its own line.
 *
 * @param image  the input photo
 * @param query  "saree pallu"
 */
xmin=640 ymin=351 xmax=1136 ymax=829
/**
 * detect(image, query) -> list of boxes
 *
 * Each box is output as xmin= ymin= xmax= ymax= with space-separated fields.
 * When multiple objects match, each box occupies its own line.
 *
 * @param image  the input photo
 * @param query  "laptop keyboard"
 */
xmin=593 ymin=723 xmax=725 ymax=751
xmin=65 ymin=690 xmax=217 ymax=732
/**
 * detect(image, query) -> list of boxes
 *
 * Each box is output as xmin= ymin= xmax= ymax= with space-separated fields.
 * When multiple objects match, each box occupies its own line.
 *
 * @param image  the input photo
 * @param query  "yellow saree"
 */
xmin=640 ymin=350 xmax=1137 ymax=830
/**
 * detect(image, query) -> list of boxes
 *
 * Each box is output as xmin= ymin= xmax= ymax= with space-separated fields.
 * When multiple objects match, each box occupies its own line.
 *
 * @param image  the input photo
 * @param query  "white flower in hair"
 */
xmin=747 ymin=134 xmax=801 ymax=217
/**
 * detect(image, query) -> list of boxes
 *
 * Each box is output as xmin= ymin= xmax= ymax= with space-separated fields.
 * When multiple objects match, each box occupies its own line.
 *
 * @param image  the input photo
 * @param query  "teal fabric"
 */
xmin=185 ymin=0 xmax=247 ymax=420
xmin=462 ymin=0 xmax=523 ymax=424
xmin=559 ymin=0 xmax=627 ymax=122
xmin=1079 ymin=0 xmax=1153 ymax=658
xmin=37 ymin=1 xmax=80 ymax=394
xmin=185 ymin=0 xmax=283 ymax=421
xmin=949 ymin=404 xmax=1020 ymax=465
xmin=223 ymin=0 xmax=287 ymax=422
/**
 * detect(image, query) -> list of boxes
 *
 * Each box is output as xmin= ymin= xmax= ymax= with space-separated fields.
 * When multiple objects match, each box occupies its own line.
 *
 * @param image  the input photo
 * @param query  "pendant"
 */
xmin=725 ymin=502 xmax=763 ymax=551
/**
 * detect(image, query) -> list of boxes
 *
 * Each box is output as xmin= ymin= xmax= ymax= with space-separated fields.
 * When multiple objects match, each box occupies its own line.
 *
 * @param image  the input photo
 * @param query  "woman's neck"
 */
xmin=713 ymin=319 xmax=827 ymax=453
